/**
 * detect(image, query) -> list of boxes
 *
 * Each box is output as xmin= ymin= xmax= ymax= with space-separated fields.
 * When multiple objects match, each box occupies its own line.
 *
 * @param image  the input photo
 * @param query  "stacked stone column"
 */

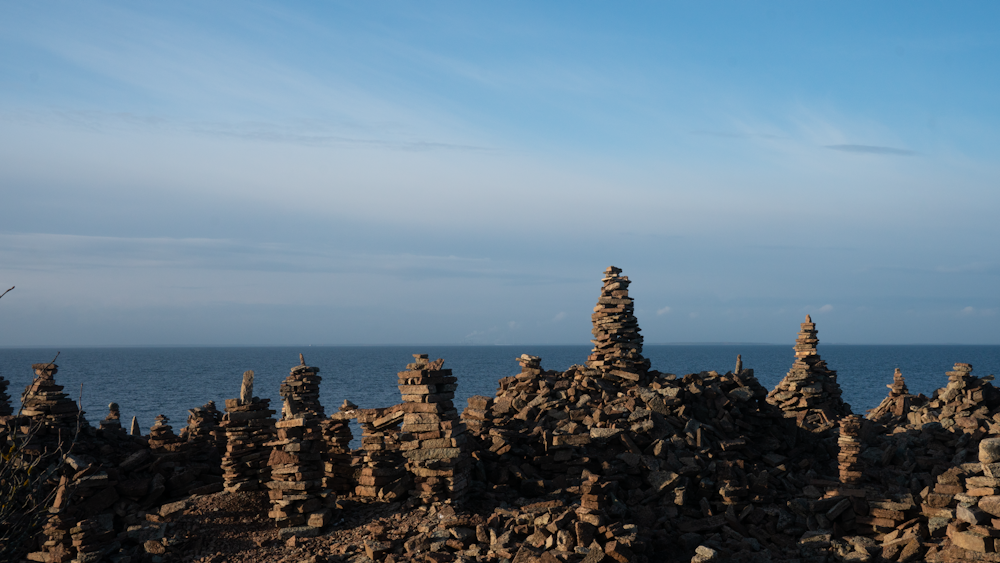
xmin=766 ymin=315 xmax=850 ymax=431
xmin=280 ymin=354 xmax=324 ymax=418
xmin=321 ymin=400 xmax=356 ymax=495
xmin=577 ymin=474 xmax=614 ymax=526
xmin=148 ymin=415 xmax=184 ymax=454
xmin=355 ymin=407 xmax=406 ymax=499
xmin=220 ymin=370 xmax=277 ymax=492
xmin=399 ymin=354 xmax=470 ymax=505
xmin=462 ymin=395 xmax=493 ymax=438
xmin=586 ymin=266 xmax=650 ymax=383
xmin=98 ymin=402 xmax=123 ymax=434
xmin=19 ymin=362 xmax=85 ymax=455
xmin=267 ymin=405 xmax=326 ymax=528
xmin=838 ymin=415 xmax=864 ymax=486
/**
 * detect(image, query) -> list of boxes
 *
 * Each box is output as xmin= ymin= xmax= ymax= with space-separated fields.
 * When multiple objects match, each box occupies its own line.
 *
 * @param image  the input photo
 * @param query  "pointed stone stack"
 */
xmin=21 ymin=362 xmax=83 ymax=433
xmin=766 ymin=315 xmax=850 ymax=431
xmin=321 ymin=400 xmax=356 ymax=495
xmin=586 ymin=266 xmax=650 ymax=383
xmin=838 ymin=415 xmax=864 ymax=487
xmin=399 ymin=354 xmax=471 ymax=505
xmin=98 ymin=402 xmax=123 ymax=434
xmin=148 ymin=414 xmax=184 ymax=453
xmin=280 ymin=354 xmax=324 ymax=418
xmin=355 ymin=406 xmax=407 ymax=500
xmin=866 ymin=369 xmax=915 ymax=423
xmin=267 ymin=399 xmax=326 ymax=529
xmin=0 ymin=374 xmax=12 ymax=416
xmin=220 ymin=370 xmax=277 ymax=492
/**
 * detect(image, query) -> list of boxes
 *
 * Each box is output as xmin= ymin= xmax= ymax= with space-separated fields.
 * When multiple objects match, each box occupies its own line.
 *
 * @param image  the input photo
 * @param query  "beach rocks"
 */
xmin=766 ymin=315 xmax=851 ymax=431
xmin=321 ymin=400 xmax=356 ymax=495
xmin=586 ymin=266 xmax=650 ymax=383
xmin=398 ymin=354 xmax=471 ymax=505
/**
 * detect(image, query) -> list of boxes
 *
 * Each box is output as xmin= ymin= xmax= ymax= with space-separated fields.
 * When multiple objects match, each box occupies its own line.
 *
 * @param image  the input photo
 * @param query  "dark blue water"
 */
xmin=1 ymin=345 xmax=998 ymax=442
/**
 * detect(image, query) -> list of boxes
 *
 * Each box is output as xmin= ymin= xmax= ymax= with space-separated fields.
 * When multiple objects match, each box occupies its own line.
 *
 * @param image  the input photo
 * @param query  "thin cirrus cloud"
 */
xmin=824 ymin=144 xmax=916 ymax=156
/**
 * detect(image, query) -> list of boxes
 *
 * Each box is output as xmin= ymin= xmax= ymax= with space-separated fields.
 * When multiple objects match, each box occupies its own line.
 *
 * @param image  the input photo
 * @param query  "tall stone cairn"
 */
xmin=0 ymin=374 xmax=12 ymax=416
xmin=280 ymin=354 xmax=324 ymax=418
xmin=220 ymin=370 xmax=277 ymax=492
xmin=399 ymin=354 xmax=471 ymax=505
xmin=19 ymin=362 xmax=85 ymax=453
xmin=838 ymin=415 xmax=864 ymax=486
xmin=267 ymin=395 xmax=328 ymax=529
xmin=766 ymin=315 xmax=850 ymax=431
xmin=355 ymin=406 xmax=407 ymax=500
xmin=586 ymin=266 xmax=650 ymax=383
xmin=321 ymin=400 xmax=356 ymax=495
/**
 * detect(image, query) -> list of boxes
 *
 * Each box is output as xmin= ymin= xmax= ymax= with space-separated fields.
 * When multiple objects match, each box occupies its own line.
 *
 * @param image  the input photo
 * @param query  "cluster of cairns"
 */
xmin=7 ymin=266 xmax=1000 ymax=563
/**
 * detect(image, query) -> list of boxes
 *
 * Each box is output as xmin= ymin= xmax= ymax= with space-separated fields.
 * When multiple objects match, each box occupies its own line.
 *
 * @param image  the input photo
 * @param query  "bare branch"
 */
xmin=0 ymin=286 xmax=12 ymax=300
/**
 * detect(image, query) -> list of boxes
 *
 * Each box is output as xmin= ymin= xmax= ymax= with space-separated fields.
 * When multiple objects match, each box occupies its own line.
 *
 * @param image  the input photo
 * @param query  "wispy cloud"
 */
xmin=825 ymin=144 xmax=916 ymax=156
xmin=656 ymin=306 xmax=672 ymax=316
xmin=818 ymin=304 xmax=834 ymax=313
xmin=552 ymin=311 xmax=566 ymax=322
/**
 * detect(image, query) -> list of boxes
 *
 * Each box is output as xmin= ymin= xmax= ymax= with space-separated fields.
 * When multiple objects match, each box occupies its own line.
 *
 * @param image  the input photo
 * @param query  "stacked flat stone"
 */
xmin=0 ymin=374 xmax=12 ymax=416
xmin=69 ymin=516 xmax=116 ymax=563
xmin=399 ymin=354 xmax=471 ymax=505
xmin=280 ymin=354 xmax=324 ymax=418
xmin=184 ymin=400 xmax=220 ymax=446
xmin=21 ymin=362 xmax=83 ymax=432
xmin=321 ymin=400 xmax=356 ymax=495
xmin=577 ymin=473 xmax=614 ymax=526
xmin=461 ymin=395 xmax=493 ymax=437
xmin=355 ymin=406 xmax=406 ymax=499
xmin=98 ymin=402 xmax=123 ymax=434
xmin=838 ymin=415 xmax=864 ymax=486
xmin=866 ymin=368 xmax=915 ymax=423
xmin=766 ymin=315 xmax=850 ymax=431
xmin=267 ymin=399 xmax=327 ymax=529
xmin=148 ymin=415 xmax=184 ymax=454
xmin=586 ymin=266 xmax=650 ymax=383
xmin=220 ymin=370 xmax=277 ymax=492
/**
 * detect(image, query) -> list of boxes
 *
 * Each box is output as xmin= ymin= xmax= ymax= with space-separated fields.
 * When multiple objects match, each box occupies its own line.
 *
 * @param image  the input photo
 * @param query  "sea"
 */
xmin=2 ymin=345 xmax=998 ymax=448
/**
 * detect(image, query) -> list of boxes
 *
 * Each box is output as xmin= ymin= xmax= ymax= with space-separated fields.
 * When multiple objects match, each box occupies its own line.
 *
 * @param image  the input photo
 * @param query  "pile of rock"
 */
xmin=355 ymin=406 xmax=407 ymax=500
xmin=0 ymin=374 xmax=12 ymax=417
xmin=20 ymin=362 xmax=84 ymax=435
xmin=838 ymin=415 xmax=864 ymax=486
xmin=462 ymin=395 xmax=494 ymax=438
xmin=321 ymin=400 xmax=356 ymax=496
xmin=867 ymin=368 xmax=918 ymax=424
xmin=903 ymin=363 xmax=999 ymax=433
xmin=148 ymin=414 xmax=184 ymax=454
xmin=267 ymin=399 xmax=327 ymax=529
xmin=183 ymin=400 xmax=220 ymax=445
xmin=220 ymin=370 xmax=277 ymax=492
xmin=280 ymin=354 xmax=324 ymax=418
xmin=398 ymin=354 xmax=470 ymax=505
xmin=98 ymin=402 xmax=123 ymax=434
xmin=766 ymin=315 xmax=851 ymax=431
xmin=586 ymin=266 xmax=650 ymax=383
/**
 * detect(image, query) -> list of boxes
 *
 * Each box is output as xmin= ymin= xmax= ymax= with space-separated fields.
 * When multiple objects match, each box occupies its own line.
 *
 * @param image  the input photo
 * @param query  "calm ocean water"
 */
xmin=1 ymin=345 xmax=998 ymax=445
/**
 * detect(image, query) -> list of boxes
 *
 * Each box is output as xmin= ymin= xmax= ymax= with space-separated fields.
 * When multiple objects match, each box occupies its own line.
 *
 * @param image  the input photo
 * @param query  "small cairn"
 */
xmin=21 ymin=362 xmax=83 ymax=432
xmin=98 ymin=402 xmax=123 ymax=434
xmin=220 ymin=370 xmax=277 ymax=492
xmin=867 ymin=368 xmax=916 ymax=424
xmin=586 ymin=266 xmax=650 ymax=384
xmin=766 ymin=315 xmax=851 ymax=431
xmin=321 ymin=400 xmax=356 ymax=495
xmin=577 ymin=473 xmax=614 ymax=526
xmin=355 ymin=406 xmax=407 ymax=500
xmin=184 ymin=400 xmax=221 ymax=445
xmin=280 ymin=354 xmax=324 ymax=418
xmin=461 ymin=395 xmax=494 ymax=438
xmin=838 ymin=415 xmax=864 ymax=487
xmin=267 ymin=397 xmax=327 ymax=529
xmin=0 ymin=374 xmax=12 ymax=416
xmin=399 ymin=354 xmax=471 ymax=505
xmin=148 ymin=414 xmax=184 ymax=454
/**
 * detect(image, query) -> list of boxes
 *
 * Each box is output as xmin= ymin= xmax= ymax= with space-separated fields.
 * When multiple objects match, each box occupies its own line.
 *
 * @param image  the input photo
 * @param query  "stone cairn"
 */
xmin=355 ymin=406 xmax=407 ymax=500
xmin=577 ymin=472 xmax=615 ymax=527
xmin=766 ymin=315 xmax=850 ymax=431
xmin=220 ymin=369 xmax=277 ymax=492
xmin=461 ymin=394 xmax=494 ymax=439
xmin=866 ymin=368 xmax=915 ymax=424
xmin=98 ymin=402 xmax=123 ymax=434
xmin=0 ymin=374 xmax=12 ymax=416
xmin=321 ymin=400 xmax=356 ymax=496
xmin=183 ymin=400 xmax=221 ymax=445
xmin=19 ymin=362 xmax=84 ymax=454
xmin=148 ymin=414 xmax=184 ymax=454
xmin=838 ymin=415 xmax=864 ymax=487
xmin=586 ymin=266 xmax=650 ymax=384
xmin=399 ymin=354 xmax=471 ymax=505
xmin=266 ymin=356 xmax=329 ymax=529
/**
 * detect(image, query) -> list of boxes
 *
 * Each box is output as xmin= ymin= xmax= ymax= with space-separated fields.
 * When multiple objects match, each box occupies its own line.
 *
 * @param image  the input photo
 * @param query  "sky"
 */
xmin=1 ymin=1 xmax=998 ymax=346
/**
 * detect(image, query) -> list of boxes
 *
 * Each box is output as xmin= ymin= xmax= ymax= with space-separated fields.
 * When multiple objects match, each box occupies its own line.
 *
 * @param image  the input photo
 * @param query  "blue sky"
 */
xmin=1 ymin=1 xmax=998 ymax=345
